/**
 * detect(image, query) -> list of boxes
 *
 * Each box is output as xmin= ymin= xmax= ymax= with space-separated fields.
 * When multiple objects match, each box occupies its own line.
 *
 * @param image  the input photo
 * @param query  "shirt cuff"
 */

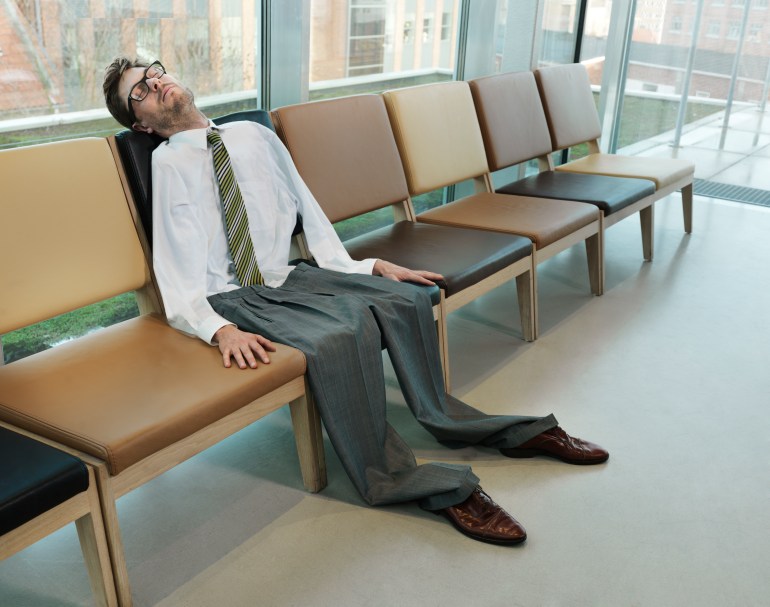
xmin=201 ymin=316 xmax=235 ymax=346
xmin=354 ymin=257 xmax=377 ymax=276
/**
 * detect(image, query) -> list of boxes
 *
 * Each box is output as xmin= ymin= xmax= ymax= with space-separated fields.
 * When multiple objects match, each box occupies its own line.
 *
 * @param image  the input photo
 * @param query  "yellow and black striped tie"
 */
xmin=206 ymin=128 xmax=263 ymax=286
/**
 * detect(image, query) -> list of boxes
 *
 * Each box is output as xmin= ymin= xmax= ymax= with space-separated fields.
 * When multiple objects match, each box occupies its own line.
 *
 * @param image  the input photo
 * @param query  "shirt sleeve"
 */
xmin=152 ymin=149 xmax=234 ymax=344
xmin=264 ymin=128 xmax=377 ymax=276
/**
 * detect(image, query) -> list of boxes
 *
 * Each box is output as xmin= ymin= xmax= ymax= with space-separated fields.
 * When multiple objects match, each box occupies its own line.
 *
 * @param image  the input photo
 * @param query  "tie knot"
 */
xmin=206 ymin=128 xmax=222 ymax=146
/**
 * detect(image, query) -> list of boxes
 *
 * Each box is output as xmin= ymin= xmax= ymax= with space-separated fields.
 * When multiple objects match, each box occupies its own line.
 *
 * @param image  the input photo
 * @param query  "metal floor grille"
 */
xmin=693 ymin=179 xmax=770 ymax=207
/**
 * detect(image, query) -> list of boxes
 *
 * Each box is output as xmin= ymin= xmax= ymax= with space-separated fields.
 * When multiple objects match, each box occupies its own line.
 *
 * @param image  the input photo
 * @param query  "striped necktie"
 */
xmin=206 ymin=128 xmax=263 ymax=286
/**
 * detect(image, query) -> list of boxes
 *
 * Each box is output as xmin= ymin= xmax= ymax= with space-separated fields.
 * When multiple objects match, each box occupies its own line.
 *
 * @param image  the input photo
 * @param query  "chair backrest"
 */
xmin=534 ymin=63 xmax=602 ymax=151
xmin=271 ymin=95 xmax=411 ymax=223
xmin=382 ymin=81 xmax=489 ymax=196
xmin=0 ymin=138 xmax=148 ymax=334
xmin=113 ymin=109 xmax=276 ymax=246
xmin=469 ymin=71 xmax=554 ymax=171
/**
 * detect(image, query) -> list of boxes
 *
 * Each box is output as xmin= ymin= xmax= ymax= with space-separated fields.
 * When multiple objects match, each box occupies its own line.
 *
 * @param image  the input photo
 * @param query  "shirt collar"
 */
xmin=167 ymin=119 xmax=234 ymax=150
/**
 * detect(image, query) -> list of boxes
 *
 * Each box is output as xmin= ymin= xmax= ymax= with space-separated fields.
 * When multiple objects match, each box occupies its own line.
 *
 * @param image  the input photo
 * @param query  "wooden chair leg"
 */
xmin=92 ymin=465 xmax=132 ymax=607
xmin=682 ymin=183 xmax=693 ymax=234
xmin=640 ymin=203 xmax=655 ymax=262
xmin=75 ymin=468 xmax=118 ymax=607
xmin=585 ymin=230 xmax=604 ymax=296
xmin=289 ymin=383 xmax=328 ymax=493
xmin=516 ymin=263 xmax=536 ymax=342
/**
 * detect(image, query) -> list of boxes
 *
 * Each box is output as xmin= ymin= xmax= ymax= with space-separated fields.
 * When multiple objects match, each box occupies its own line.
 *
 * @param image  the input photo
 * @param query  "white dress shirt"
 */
xmin=152 ymin=120 xmax=376 ymax=344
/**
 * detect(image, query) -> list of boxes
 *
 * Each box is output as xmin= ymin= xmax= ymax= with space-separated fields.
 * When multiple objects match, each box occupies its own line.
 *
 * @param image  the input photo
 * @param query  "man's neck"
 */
xmin=156 ymin=109 xmax=209 ymax=139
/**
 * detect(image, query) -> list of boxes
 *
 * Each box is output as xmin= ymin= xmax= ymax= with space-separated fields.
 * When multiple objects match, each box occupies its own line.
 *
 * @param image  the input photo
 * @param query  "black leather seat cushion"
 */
xmin=344 ymin=221 xmax=532 ymax=298
xmin=114 ymin=109 xmax=285 ymax=246
xmin=0 ymin=427 xmax=88 ymax=535
xmin=497 ymin=171 xmax=655 ymax=215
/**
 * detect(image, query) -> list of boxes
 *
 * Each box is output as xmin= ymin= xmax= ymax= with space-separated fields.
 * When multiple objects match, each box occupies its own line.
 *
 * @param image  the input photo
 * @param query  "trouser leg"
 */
xmin=281 ymin=265 xmax=558 ymax=450
xmin=209 ymin=282 xmax=478 ymax=510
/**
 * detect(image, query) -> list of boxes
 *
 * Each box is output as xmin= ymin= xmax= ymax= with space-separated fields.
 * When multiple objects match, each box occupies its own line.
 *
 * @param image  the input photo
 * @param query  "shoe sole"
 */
xmin=436 ymin=511 xmax=527 ymax=546
xmin=502 ymin=448 xmax=609 ymax=465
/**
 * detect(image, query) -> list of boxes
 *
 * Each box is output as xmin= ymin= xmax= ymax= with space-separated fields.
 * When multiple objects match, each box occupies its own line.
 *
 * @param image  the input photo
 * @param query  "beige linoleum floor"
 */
xmin=2 ymin=193 xmax=769 ymax=606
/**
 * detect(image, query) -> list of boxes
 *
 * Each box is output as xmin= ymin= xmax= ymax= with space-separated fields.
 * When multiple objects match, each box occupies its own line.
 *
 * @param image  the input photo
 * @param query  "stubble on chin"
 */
xmin=154 ymin=86 xmax=198 ymax=133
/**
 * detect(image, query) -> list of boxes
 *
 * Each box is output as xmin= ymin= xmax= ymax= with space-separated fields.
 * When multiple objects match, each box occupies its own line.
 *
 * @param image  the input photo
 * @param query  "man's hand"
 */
xmin=372 ymin=259 xmax=443 ymax=286
xmin=214 ymin=324 xmax=276 ymax=369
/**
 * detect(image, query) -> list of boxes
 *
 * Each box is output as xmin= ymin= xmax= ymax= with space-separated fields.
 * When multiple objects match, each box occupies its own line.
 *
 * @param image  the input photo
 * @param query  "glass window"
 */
xmin=347 ymin=5 xmax=387 ymax=76
xmin=403 ymin=20 xmax=414 ymax=44
xmin=707 ymin=20 xmax=722 ymax=37
xmin=727 ymin=22 xmax=741 ymax=40
xmin=311 ymin=0 xmax=459 ymax=94
xmin=441 ymin=12 xmax=452 ymax=41
xmin=540 ymin=0 xmax=582 ymax=66
xmin=351 ymin=6 xmax=386 ymax=36
xmin=0 ymin=1 xmax=261 ymax=151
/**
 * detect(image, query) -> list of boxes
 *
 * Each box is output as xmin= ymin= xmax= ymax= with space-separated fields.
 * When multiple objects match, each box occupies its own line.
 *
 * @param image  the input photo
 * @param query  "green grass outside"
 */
xmin=334 ymin=190 xmax=445 ymax=242
xmin=0 ymin=92 xmax=722 ymax=364
xmin=2 ymin=293 xmax=139 ymax=364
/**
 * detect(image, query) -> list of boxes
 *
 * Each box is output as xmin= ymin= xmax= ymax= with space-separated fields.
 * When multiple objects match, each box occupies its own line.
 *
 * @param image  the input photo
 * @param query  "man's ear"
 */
xmin=132 ymin=121 xmax=153 ymax=134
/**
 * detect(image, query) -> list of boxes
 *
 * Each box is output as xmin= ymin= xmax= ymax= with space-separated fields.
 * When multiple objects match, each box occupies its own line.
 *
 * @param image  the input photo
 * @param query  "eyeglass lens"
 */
xmin=130 ymin=63 xmax=165 ymax=101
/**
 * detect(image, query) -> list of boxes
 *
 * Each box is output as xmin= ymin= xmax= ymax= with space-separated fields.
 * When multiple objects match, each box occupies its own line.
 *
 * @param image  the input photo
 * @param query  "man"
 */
xmin=103 ymin=57 xmax=608 ymax=546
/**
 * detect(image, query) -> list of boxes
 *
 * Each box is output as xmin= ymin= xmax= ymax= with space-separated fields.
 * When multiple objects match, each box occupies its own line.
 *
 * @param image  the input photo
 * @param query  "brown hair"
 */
xmin=103 ymin=56 xmax=150 ymax=129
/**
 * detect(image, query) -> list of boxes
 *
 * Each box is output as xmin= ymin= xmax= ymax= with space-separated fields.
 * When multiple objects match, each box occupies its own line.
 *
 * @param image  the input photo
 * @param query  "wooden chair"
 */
xmin=0 ymin=137 xmax=325 ymax=605
xmin=534 ymin=63 xmax=695 ymax=240
xmin=271 ymin=94 xmax=535 ymax=390
xmin=1 ymin=425 xmax=117 ymax=606
xmin=469 ymin=70 xmax=657 ymax=281
xmin=383 ymin=81 xmax=603 ymax=338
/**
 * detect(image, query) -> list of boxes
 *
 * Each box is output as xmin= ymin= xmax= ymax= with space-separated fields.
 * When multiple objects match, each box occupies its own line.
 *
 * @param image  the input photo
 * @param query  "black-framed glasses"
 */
xmin=127 ymin=61 xmax=165 ymax=124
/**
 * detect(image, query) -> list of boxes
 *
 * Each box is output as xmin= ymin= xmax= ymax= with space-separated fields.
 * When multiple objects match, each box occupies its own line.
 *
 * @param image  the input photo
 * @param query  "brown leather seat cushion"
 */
xmin=497 ymin=171 xmax=655 ymax=215
xmin=417 ymin=192 xmax=599 ymax=249
xmin=344 ymin=221 xmax=532 ymax=297
xmin=0 ymin=315 xmax=306 ymax=475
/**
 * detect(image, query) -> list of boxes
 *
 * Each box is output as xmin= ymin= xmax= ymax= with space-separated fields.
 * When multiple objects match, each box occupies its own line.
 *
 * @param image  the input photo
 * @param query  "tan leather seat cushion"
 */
xmin=469 ymin=71 xmax=554 ymax=171
xmin=272 ymin=95 xmax=410 ymax=223
xmin=383 ymin=81 xmax=489 ymax=195
xmin=417 ymin=192 xmax=599 ymax=249
xmin=0 ymin=315 xmax=306 ymax=475
xmin=556 ymin=153 xmax=694 ymax=189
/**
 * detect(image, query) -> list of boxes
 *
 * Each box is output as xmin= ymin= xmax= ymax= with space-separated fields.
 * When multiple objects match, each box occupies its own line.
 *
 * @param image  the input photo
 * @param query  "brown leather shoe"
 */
xmin=500 ymin=426 xmax=609 ymax=465
xmin=437 ymin=486 xmax=526 ymax=545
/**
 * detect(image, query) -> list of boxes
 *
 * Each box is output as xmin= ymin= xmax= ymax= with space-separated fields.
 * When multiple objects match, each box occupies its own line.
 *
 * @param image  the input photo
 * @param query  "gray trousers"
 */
xmin=209 ymin=263 xmax=557 ymax=511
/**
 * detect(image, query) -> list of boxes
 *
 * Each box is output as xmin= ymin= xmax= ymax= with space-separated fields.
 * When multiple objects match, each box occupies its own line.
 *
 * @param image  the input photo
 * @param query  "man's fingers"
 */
xmin=243 ymin=345 xmax=260 ymax=368
xmin=409 ymin=274 xmax=435 ymax=286
xmin=232 ymin=348 xmax=250 ymax=369
xmin=256 ymin=334 xmax=277 ymax=352
xmin=416 ymin=270 xmax=444 ymax=281
xmin=248 ymin=339 xmax=271 ymax=364
xmin=403 ymin=270 xmax=438 ymax=286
